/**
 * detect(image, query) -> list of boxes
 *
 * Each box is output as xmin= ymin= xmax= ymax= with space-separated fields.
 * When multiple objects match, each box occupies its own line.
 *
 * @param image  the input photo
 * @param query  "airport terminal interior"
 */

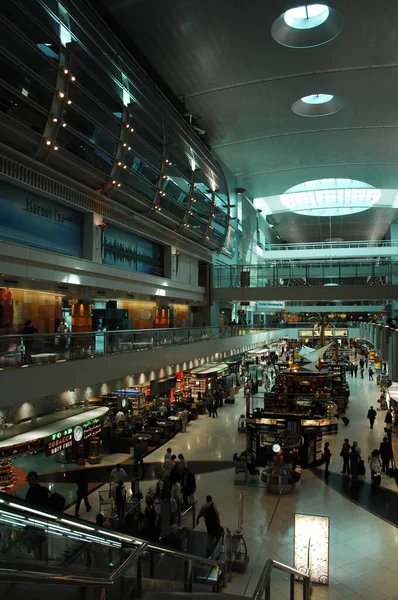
xmin=2 ymin=1 xmax=398 ymax=599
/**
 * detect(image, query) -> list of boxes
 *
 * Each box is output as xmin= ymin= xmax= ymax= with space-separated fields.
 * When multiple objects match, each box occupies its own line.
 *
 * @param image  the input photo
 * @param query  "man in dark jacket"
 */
xmin=379 ymin=436 xmax=392 ymax=473
xmin=75 ymin=468 xmax=92 ymax=517
xmin=25 ymin=471 xmax=50 ymax=508
xmin=367 ymin=406 xmax=377 ymax=429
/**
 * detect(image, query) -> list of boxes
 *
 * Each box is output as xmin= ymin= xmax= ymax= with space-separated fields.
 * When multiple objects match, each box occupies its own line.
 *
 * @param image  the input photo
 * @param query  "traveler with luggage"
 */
xmin=379 ymin=436 xmax=392 ymax=473
xmin=367 ymin=406 xmax=377 ymax=429
xmin=368 ymin=367 xmax=374 ymax=381
xmin=340 ymin=438 xmax=351 ymax=474
xmin=349 ymin=441 xmax=361 ymax=482
xmin=368 ymin=449 xmax=382 ymax=486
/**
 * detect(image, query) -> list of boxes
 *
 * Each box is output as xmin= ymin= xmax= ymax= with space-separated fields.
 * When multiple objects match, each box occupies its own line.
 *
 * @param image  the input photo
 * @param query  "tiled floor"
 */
xmin=43 ymin=374 xmax=398 ymax=598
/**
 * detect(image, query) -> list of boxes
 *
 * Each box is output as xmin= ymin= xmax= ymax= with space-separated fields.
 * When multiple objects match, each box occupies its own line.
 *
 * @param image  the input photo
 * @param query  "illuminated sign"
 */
xmin=299 ymin=329 xmax=348 ymax=338
xmin=44 ymin=418 xmax=103 ymax=456
xmin=294 ymin=513 xmax=330 ymax=584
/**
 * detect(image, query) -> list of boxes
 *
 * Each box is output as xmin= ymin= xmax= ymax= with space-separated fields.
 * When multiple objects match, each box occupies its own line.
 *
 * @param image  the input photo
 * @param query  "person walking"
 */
xmin=57 ymin=317 xmax=69 ymax=352
xmin=354 ymin=364 xmax=358 ymax=378
xmin=115 ymin=480 xmax=126 ymax=520
xmin=368 ymin=367 xmax=374 ymax=381
xmin=323 ymin=442 xmax=331 ymax=475
xmin=110 ymin=463 xmax=127 ymax=484
xmin=207 ymin=397 xmax=214 ymax=418
xmin=196 ymin=495 xmax=221 ymax=552
xmin=75 ymin=468 xmax=92 ymax=517
xmin=367 ymin=406 xmax=377 ymax=429
xmin=25 ymin=471 xmax=51 ymax=509
xmin=164 ymin=447 xmax=172 ymax=462
xmin=360 ymin=366 xmax=364 ymax=379
xmin=340 ymin=438 xmax=351 ymax=474
xmin=134 ymin=440 xmax=144 ymax=476
xmin=22 ymin=320 xmax=37 ymax=364
xmin=379 ymin=436 xmax=392 ymax=473
xmin=385 ymin=409 xmax=393 ymax=426
xmin=212 ymin=397 xmax=219 ymax=419
xmin=368 ymin=449 xmax=382 ymax=484
xmin=349 ymin=441 xmax=361 ymax=482
xmin=163 ymin=454 xmax=176 ymax=493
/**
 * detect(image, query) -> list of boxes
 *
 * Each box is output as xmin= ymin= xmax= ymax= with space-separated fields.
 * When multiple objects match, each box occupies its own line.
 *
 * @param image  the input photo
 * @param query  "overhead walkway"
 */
xmin=213 ymin=259 xmax=398 ymax=301
xmin=260 ymin=239 xmax=398 ymax=260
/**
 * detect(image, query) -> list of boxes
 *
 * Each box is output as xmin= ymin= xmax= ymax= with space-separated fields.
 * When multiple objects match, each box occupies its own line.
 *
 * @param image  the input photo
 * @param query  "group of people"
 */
xmin=347 ymin=358 xmax=374 ymax=380
xmin=330 ymin=433 xmax=393 ymax=484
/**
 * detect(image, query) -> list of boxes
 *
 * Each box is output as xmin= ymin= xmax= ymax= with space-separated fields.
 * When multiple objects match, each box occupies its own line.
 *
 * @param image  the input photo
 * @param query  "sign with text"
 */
xmin=44 ymin=418 xmax=103 ymax=456
xmin=299 ymin=329 xmax=348 ymax=338
xmin=0 ymin=181 xmax=83 ymax=257
xmin=257 ymin=301 xmax=285 ymax=310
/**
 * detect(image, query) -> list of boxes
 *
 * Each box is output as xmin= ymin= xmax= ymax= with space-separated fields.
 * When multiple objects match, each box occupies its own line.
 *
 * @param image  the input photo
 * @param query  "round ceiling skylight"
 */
xmin=302 ymin=94 xmax=334 ymax=104
xmin=271 ymin=4 xmax=343 ymax=48
xmin=292 ymin=94 xmax=343 ymax=117
xmin=284 ymin=5 xmax=329 ymax=29
xmin=280 ymin=179 xmax=381 ymax=217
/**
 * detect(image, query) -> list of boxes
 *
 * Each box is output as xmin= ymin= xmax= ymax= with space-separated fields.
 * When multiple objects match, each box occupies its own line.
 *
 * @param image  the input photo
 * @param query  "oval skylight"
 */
xmin=301 ymin=94 xmax=334 ymax=105
xmin=271 ymin=4 xmax=343 ymax=49
xmin=292 ymin=94 xmax=343 ymax=117
xmin=284 ymin=5 xmax=330 ymax=30
xmin=280 ymin=179 xmax=381 ymax=217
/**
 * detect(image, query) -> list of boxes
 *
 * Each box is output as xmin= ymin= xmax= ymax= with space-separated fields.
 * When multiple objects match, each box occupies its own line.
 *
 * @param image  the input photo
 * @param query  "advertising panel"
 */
xmin=103 ymin=223 xmax=164 ymax=277
xmin=257 ymin=301 xmax=286 ymax=310
xmin=44 ymin=417 xmax=103 ymax=456
xmin=0 ymin=182 xmax=83 ymax=256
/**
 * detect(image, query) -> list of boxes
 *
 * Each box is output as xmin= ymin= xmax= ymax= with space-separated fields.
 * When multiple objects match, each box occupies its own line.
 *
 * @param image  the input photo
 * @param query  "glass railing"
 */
xmin=263 ymin=239 xmax=398 ymax=252
xmin=213 ymin=259 xmax=398 ymax=288
xmin=0 ymin=325 xmax=267 ymax=369
xmin=0 ymin=492 xmax=226 ymax=594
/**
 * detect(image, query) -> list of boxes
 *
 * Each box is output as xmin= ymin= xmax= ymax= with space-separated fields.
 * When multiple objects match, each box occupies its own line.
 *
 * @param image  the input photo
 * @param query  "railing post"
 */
xmin=290 ymin=572 xmax=295 ymax=600
xmin=136 ymin=555 xmax=142 ymax=597
xmin=264 ymin=578 xmax=271 ymax=600
xmin=184 ymin=558 xmax=193 ymax=592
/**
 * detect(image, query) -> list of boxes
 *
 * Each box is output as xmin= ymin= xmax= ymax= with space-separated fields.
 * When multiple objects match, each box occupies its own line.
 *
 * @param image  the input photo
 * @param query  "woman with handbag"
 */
xmin=368 ymin=449 xmax=382 ymax=486
xmin=340 ymin=438 xmax=351 ymax=475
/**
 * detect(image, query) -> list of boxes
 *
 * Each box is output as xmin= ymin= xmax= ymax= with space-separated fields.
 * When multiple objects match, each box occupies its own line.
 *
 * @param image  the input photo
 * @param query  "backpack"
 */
xmin=205 ymin=503 xmax=220 ymax=533
xmin=49 ymin=491 xmax=66 ymax=513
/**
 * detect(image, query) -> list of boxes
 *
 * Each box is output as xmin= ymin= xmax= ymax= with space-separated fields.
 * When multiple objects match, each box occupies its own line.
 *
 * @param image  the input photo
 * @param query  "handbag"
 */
xmin=339 ymin=450 xmax=344 ymax=457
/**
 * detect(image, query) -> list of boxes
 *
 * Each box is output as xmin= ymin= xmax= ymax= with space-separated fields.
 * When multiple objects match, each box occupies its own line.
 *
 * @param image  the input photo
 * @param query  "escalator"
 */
xmin=0 ymin=492 xmax=226 ymax=599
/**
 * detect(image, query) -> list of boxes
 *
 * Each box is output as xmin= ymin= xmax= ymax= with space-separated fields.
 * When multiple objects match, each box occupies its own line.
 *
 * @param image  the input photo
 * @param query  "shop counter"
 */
xmin=148 ymin=427 xmax=163 ymax=445
xmin=157 ymin=420 xmax=176 ymax=437
xmin=136 ymin=434 xmax=152 ymax=453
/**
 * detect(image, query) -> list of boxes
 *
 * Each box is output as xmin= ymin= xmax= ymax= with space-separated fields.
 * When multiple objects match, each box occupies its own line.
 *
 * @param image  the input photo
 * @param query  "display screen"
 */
xmin=103 ymin=223 xmax=164 ymax=277
xmin=0 ymin=181 xmax=83 ymax=257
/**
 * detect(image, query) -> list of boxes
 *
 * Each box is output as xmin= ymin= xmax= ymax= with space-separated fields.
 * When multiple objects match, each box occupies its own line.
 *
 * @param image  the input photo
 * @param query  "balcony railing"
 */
xmin=213 ymin=260 xmax=398 ymax=288
xmin=0 ymin=323 xmax=361 ymax=371
xmin=0 ymin=325 xmax=268 ymax=370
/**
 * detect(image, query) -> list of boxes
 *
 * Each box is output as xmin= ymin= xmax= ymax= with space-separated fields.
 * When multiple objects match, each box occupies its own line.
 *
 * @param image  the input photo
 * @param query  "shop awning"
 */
xmin=190 ymin=363 xmax=229 ymax=375
xmin=151 ymin=375 xmax=177 ymax=395
xmin=0 ymin=406 xmax=109 ymax=451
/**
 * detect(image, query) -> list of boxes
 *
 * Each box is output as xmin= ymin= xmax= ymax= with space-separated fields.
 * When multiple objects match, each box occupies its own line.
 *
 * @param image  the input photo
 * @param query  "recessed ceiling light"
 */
xmin=271 ymin=4 xmax=343 ymax=48
xmin=292 ymin=94 xmax=343 ymax=117
xmin=284 ymin=4 xmax=329 ymax=30
xmin=301 ymin=94 xmax=334 ymax=105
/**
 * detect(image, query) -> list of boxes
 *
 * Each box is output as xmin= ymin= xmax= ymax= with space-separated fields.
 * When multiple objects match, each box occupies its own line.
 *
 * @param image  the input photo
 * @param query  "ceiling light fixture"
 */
xmin=271 ymin=3 xmax=343 ymax=48
xmin=292 ymin=94 xmax=343 ymax=117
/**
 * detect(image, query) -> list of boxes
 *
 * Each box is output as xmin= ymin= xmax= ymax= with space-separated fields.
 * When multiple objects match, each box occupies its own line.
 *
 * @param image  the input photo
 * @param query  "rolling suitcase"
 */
xmin=341 ymin=417 xmax=350 ymax=426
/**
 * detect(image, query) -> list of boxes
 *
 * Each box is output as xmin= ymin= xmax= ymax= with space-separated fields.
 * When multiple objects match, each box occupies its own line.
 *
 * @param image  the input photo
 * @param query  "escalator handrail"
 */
xmin=0 ymin=542 xmax=148 ymax=586
xmin=0 ymin=492 xmax=225 ymax=569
